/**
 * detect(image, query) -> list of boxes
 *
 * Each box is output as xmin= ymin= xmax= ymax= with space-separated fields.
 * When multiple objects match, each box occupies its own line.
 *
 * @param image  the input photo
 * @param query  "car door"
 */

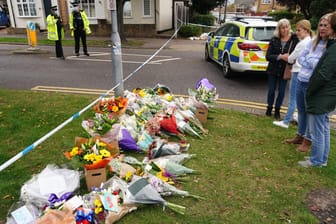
xmin=208 ymin=24 xmax=230 ymax=63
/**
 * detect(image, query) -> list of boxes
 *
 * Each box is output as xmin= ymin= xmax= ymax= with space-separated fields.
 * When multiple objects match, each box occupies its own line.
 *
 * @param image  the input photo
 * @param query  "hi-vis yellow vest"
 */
xmin=69 ymin=10 xmax=91 ymax=36
xmin=46 ymin=15 xmax=59 ymax=41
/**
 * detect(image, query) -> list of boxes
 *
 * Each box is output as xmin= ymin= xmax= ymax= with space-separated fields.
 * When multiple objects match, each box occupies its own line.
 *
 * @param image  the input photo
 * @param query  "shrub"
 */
xmin=191 ymin=14 xmax=215 ymax=26
xmin=268 ymin=10 xmax=296 ymax=21
xmin=178 ymin=24 xmax=202 ymax=38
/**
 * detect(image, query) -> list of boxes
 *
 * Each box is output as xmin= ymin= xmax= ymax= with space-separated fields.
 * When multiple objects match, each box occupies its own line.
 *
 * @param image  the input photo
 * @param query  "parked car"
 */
xmin=0 ymin=5 xmax=9 ymax=27
xmin=205 ymin=16 xmax=277 ymax=78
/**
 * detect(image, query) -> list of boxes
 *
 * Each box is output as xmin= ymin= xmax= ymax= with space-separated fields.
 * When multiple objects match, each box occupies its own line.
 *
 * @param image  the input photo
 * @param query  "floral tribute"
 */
xmin=94 ymin=97 xmax=128 ymax=115
xmin=64 ymin=137 xmax=119 ymax=170
xmin=11 ymin=80 xmax=219 ymax=224
xmin=188 ymin=78 xmax=218 ymax=107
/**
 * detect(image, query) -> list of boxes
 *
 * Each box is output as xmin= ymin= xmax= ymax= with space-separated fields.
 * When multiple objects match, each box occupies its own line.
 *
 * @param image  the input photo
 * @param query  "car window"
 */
xmin=215 ymin=24 xmax=230 ymax=36
xmin=246 ymin=26 xmax=275 ymax=41
xmin=226 ymin=25 xmax=240 ymax=37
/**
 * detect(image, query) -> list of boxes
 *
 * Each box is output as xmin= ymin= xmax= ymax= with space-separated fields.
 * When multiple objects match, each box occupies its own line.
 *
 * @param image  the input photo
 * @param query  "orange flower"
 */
xmin=111 ymin=105 xmax=119 ymax=112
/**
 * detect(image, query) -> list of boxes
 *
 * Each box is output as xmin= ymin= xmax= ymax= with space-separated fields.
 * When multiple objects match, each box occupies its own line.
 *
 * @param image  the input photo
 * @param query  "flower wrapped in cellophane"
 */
xmin=188 ymin=78 xmax=219 ymax=107
xmin=64 ymin=137 xmax=119 ymax=170
xmin=146 ymin=173 xmax=203 ymax=199
xmin=150 ymin=158 xmax=196 ymax=176
xmin=81 ymin=177 xmax=138 ymax=224
xmin=82 ymin=113 xmax=119 ymax=137
xmin=94 ymin=96 xmax=128 ymax=117
xmin=124 ymin=175 xmax=186 ymax=215
xmin=147 ymin=138 xmax=188 ymax=160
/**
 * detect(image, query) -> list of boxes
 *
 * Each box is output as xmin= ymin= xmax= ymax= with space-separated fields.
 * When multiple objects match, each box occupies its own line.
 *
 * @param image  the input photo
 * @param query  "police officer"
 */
xmin=69 ymin=1 xmax=91 ymax=56
xmin=47 ymin=5 xmax=65 ymax=59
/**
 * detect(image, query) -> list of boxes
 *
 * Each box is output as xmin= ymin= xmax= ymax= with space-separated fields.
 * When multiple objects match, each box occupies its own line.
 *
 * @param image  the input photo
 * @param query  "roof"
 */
xmin=228 ymin=16 xmax=277 ymax=27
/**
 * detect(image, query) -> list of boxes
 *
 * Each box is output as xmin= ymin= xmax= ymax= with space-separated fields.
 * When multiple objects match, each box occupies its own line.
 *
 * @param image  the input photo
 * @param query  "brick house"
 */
xmin=5 ymin=0 xmax=190 ymax=37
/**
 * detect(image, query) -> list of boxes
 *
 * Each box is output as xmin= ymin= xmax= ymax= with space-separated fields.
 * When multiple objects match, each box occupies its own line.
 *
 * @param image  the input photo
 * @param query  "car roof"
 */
xmin=226 ymin=16 xmax=277 ymax=27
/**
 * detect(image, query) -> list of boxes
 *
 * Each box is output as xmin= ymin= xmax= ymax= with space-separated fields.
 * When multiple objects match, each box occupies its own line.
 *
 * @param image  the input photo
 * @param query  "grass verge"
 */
xmin=0 ymin=89 xmax=335 ymax=223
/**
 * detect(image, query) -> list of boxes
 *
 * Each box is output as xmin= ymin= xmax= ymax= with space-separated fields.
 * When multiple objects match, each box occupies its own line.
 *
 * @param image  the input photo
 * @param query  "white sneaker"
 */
xmin=298 ymin=160 xmax=315 ymax=168
xmin=293 ymin=112 xmax=298 ymax=122
xmin=304 ymin=156 xmax=327 ymax=167
xmin=273 ymin=120 xmax=289 ymax=128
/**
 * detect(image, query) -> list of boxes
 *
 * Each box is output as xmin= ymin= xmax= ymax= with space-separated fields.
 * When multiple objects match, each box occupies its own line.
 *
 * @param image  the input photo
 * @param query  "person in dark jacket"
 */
xmin=265 ymin=18 xmax=299 ymax=119
xmin=298 ymin=12 xmax=336 ymax=168
xmin=69 ymin=1 xmax=91 ymax=56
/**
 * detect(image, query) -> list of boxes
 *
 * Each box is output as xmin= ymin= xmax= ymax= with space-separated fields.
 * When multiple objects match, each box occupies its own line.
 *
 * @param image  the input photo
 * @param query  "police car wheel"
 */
xmin=204 ymin=45 xmax=210 ymax=61
xmin=222 ymin=54 xmax=231 ymax=78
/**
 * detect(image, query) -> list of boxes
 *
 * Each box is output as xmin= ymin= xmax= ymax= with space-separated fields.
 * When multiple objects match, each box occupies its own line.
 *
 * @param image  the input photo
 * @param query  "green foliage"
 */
xmin=178 ymin=24 xmax=202 ymax=38
xmin=268 ymin=10 xmax=296 ymax=21
xmin=191 ymin=0 xmax=218 ymax=14
xmin=191 ymin=14 xmax=215 ymax=26
xmin=310 ymin=0 xmax=336 ymax=29
xmin=310 ymin=0 xmax=336 ymax=18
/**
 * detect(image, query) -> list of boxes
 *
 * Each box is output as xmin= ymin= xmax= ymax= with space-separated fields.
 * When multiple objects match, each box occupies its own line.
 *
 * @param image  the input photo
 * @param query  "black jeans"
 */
xmin=74 ymin=29 xmax=87 ymax=54
xmin=55 ymin=29 xmax=64 ymax=58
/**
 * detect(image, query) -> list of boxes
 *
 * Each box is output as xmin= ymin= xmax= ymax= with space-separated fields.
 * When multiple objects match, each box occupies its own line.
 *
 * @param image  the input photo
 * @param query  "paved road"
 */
xmin=0 ymin=34 xmax=335 ymax=124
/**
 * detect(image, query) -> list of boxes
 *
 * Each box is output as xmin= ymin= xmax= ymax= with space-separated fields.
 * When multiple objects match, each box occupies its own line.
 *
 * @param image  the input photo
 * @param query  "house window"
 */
xmin=81 ymin=0 xmax=95 ymax=17
xmin=143 ymin=0 xmax=151 ymax=16
xmin=17 ymin=0 xmax=37 ymax=17
xmin=261 ymin=0 xmax=271 ymax=4
xmin=123 ymin=1 xmax=132 ymax=17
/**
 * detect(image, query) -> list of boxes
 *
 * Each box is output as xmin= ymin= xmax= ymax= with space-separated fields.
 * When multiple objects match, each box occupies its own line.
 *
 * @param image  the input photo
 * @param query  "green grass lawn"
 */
xmin=0 ymin=89 xmax=335 ymax=223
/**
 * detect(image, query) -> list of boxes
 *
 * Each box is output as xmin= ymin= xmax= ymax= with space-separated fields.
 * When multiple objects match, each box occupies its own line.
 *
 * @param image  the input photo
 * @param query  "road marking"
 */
xmin=51 ymin=51 xmax=180 ymax=64
xmin=150 ymin=58 xmax=181 ymax=63
xmin=31 ymin=86 xmax=336 ymax=123
xmin=65 ymin=57 xmax=162 ymax=64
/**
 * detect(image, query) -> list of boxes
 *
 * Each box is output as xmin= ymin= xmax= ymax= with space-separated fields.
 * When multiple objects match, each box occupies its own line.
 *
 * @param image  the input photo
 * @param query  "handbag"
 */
xmin=282 ymin=40 xmax=294 ymax=80
xmin=283 ymin=63 xmax=292 ymax=80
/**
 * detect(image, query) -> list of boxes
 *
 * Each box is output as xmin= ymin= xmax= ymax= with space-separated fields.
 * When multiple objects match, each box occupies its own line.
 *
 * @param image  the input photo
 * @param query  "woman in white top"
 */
xmin=273 ymin=20 xmax=313 ymax=128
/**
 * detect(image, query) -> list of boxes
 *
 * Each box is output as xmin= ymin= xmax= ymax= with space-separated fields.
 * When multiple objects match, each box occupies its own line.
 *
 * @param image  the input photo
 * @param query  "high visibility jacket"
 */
xmin=46 ymin=14 xmax=59 ymax=40
xmin=69 ymin=10 xmax=91 ymax=36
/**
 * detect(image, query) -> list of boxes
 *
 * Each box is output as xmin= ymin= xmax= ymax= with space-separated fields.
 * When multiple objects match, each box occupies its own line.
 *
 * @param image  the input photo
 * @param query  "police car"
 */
xmin=205 ymin=16 xmax=277 ymax=78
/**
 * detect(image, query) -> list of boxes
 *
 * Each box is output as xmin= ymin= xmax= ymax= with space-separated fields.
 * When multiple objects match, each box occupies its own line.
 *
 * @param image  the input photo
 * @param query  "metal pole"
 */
xmin=109 ymin=0 xmax=124 ymax=97
xmin=223 ymin=0 xmax=228 ymax=23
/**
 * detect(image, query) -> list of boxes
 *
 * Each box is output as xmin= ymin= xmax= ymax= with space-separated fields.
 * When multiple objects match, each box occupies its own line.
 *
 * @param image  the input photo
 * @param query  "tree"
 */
xmin=276 ymin=0 xmax=312 ymax=18
xmin=276 ymin=0 xmax=336 ymax=23
xmin=309 ymin=0 xmax=336 ymax=18
xmin=191 ymin=0 xmax=218 ymax=14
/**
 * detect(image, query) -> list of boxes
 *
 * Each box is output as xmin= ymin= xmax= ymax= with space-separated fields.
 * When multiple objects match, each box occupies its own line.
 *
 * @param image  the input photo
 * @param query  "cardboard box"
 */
xmin=195 ymin=107 xmax=208 ymax=125
xmin=85 ymin=167 xmax=106 ymax=191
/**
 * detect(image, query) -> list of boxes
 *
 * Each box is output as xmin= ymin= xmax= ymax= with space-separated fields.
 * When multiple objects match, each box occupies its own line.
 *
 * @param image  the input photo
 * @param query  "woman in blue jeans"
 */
xmin=284 ymin=14 xmax=331 ymax=153
xmin=298 ymin=12 xmax=336 ymax=168
xmin=273 ymin=20 xmax=313 ymax=128
xmin=265 ymin=19 xmax=299 ymax=119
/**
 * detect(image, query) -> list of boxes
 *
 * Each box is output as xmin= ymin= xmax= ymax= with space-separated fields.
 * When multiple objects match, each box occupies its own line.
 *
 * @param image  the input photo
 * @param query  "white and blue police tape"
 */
xmin=0 ymin=26 xmax=181 ymax=172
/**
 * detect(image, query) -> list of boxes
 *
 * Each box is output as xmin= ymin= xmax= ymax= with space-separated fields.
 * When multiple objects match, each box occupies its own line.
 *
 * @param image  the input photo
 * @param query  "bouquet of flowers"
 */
xmin=82 ymin=113 xmax=119 ymax=136
xmin=124 ymin=175 xmax=186 ymax=215
xmin=188 ymin=78 xmax=218 ymax=106
xmin=64 ymin=137 xmax=119 ymax=170
xmin=94 ymin=97 xmax=128 ymax=117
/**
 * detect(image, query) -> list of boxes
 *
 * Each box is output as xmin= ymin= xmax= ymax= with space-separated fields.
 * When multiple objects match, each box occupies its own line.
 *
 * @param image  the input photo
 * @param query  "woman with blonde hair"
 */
xmin=273 ymin=19 xmax=313 ymax=128
xmin=265 ymin=18 xmax=299 ymax=119
xmin=285 ymin=13 xmax=331 ymax=153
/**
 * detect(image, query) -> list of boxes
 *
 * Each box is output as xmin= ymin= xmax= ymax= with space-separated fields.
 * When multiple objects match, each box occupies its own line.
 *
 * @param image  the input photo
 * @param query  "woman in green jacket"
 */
xmin=298 ymin=12 xmax=336 ymax=168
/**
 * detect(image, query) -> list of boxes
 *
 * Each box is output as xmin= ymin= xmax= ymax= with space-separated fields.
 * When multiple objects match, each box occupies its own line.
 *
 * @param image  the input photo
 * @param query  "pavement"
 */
xmin=0 ymin=27 xmax=206 ymax=52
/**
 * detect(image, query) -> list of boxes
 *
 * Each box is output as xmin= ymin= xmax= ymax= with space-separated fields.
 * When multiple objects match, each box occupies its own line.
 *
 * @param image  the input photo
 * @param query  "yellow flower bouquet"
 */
xmin=64 ymin=137 xmax=119 ymax=170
